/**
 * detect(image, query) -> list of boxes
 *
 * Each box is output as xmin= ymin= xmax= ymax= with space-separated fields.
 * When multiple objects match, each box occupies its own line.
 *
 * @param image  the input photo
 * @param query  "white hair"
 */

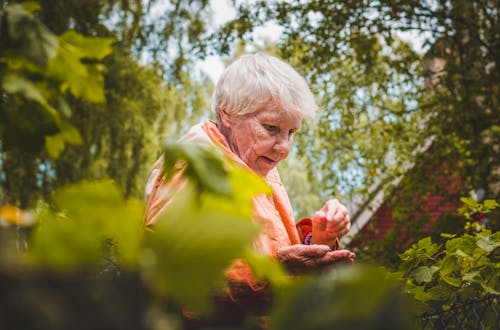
xmin=212 ymin=52 xmax=319 ymax=121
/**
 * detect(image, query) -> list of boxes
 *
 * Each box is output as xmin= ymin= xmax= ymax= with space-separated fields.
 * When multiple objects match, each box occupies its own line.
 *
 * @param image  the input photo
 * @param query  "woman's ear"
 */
xmin=218 ymin=108 xmax=232 ymax=127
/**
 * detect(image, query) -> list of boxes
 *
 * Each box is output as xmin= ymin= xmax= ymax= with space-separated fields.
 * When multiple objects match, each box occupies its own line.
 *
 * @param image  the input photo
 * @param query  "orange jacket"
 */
xmin=144 ymin=120 xmax=302 ymax=253
xmin=144 ymin=120 xmax=314 ymax=320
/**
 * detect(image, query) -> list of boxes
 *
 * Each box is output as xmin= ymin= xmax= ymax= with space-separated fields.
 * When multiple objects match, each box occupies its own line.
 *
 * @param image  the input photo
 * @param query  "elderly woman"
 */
xmin=144 ymin=52 xmax=355 ymax=324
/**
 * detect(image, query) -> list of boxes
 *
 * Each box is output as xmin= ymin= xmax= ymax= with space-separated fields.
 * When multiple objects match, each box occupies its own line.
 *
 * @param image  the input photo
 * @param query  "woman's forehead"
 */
xmin=253 ymin=104 xmax=303 ymax=125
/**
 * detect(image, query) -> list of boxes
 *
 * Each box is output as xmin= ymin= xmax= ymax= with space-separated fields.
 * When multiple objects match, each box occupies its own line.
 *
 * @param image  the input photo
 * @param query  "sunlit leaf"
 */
xmin=45 ymin=32 xmax=113 ymax=103
xmin=460 ymin=197 xmax=479 ymax=208
xmin=483 ymin=199 xmax=500 ymax=209
xmin=462 ymin=270 xmax=480 ymax=282
xmin=476 ymin=236 xmax=500 ymax=252
xmin=60 ymin=30 xmax=114 ymax=59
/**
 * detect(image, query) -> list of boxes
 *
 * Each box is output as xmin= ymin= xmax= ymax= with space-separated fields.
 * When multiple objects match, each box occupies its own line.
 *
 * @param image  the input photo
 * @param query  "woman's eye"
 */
xmin=264 ymin=125 xmax=279 ymax=134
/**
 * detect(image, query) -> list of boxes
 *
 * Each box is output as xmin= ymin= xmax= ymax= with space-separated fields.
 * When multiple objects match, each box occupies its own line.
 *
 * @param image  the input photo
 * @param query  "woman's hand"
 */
xmin=312 ymin=199 xmax=351 ymax=248
xmin=277 ymin=244 xmax=355 ymax=274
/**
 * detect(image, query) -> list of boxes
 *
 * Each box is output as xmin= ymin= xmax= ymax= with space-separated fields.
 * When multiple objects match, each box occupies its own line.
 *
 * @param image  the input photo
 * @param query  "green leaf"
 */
xmin=45 ymin=31 xmax=113 ymax=103
xmin=462 ymin=270 xmax=480 ymax=282
xmin=460 ymin=197 xmax=479 ymax=208
xmin=479 ymin=282 xmax=500 ymax=295
xmin=270 ymin=265 xmax=413 ymax=330
xmin=29 ymin=180 xmax=144 ymax=270
xmin=440 ymin=255 xmax=459 ymax=276
xmin=3 ymin=4 xmax=58 ymax=66
xmin=45 ymin=121 xmax=82 ymax=158
xmin=21 ymin=2 xmax=41 ymax=14
xmin=2 ymin=74 xmax=47 ymax=105
xmin=411 ymin=285 xmax=433 ymax=302
xmin=147 ymin=180 xmax=261 ymax=313
xmin=476 ymin=236 xmax=500 ymax=252
xmin=244 ymin=249 xmax=291 ymax=287
xmin=454 ymin=248 xmax=472 ymax=259
xmin=162 ymin=143 xmax=271 ymax=200
xmin=45 ymin=134 xmax=65 ymax=158
xmin=410 ymin=266 xmax=439 ymax=284
xmin=427 ymin=284 xmax=454 ymax=301
xmin=60 ymin=30 xmax=114 ymax=59
xmin=483 ymin=199 xmax=500 ymax=209
xmin=442 ymin=276 xmax=461 ymax=287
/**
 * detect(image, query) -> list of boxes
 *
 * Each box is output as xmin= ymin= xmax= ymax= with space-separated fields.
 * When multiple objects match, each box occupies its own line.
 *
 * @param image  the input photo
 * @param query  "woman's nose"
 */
xmin=274 ymin=134 xmax=291 ymax=156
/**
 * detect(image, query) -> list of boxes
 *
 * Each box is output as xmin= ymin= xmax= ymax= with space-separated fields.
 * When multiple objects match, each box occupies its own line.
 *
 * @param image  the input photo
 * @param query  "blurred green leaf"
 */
xmin=46 ymin=39 xmax=110 ymax=102
xmin=20 ymin=1 xmax=41 ymax=14
xmin=163 ymin=143 xmax=232 ymax=196
xmin=1 ymin=4 xmax=58 ymax=66
xmin=454 ymin=249 xmax=472 ymax=260
xmin=45 ymin=134 xmax=65 ymax=158
xmin=2 ymin=74 xmax=47 ymax=105
xmin=147 ymin=182 xmax=260 ymax=313
xmin=271 ymin=264 xmax=414 ymax=330
xmin=244 ymin=249 xmax=291 ymax=287
xmin=483 ymin=199 xmax=499 ymax=210
xmin=29 ymin=180 xmax=144 ymax=270
xmin=146 ymin=155 xmax=269 ymax=313
xmin=60 ymin=30 xmax=114 ymax=59
xmin=460 ymin=197 xmax=479 ymax=207
xmin=45 ymin=121 xmax=82 ymax=158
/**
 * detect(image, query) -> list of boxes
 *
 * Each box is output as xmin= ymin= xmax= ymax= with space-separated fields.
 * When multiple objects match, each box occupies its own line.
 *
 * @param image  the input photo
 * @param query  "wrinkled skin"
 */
xmin=218 ymin=103 xmax=355 ymax=271
xmin=277 ymin=244 xmax=355 ymax=274
xmin=218 ymin=103 xmax=301 ymax=177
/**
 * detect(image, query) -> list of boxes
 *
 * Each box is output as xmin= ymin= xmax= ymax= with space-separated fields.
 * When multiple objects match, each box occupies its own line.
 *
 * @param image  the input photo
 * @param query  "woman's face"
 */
xmin=222 ymin=104 xmax=302 ymax=176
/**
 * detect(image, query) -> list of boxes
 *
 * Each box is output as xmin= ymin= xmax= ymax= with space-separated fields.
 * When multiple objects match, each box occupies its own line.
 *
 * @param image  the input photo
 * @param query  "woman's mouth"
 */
xmin=261 ymin=156 xmax=278 ymax=165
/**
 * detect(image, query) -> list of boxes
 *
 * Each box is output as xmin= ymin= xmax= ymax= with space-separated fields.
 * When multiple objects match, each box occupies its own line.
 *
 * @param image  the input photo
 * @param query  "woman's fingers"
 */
xmin=277 ymin=245 xmax=357 ymax=274
xmin=308 ymin=248 xmax=356 ymax=268
xmin=322 ymin=199 xmax=350 ymax=236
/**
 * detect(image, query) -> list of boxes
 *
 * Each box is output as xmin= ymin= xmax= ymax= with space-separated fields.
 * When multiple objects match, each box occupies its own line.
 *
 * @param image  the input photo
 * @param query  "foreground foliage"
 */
xmin=0 ymin=145 xmax=416 ymax=329
xmin=1 ymin=144 xmax=498 ymax=329
xmin=398 ymin=199 xmax=499 ymax=311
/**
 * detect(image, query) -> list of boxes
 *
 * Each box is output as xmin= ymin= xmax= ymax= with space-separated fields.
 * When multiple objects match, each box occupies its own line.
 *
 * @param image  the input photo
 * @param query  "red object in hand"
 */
xmin=296 ymin=218 xmax=312 ymax=244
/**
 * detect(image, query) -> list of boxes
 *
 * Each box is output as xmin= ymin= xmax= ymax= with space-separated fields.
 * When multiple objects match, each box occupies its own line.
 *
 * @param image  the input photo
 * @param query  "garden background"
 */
xmin=0 ymin=1 xmax=498 ymax=329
